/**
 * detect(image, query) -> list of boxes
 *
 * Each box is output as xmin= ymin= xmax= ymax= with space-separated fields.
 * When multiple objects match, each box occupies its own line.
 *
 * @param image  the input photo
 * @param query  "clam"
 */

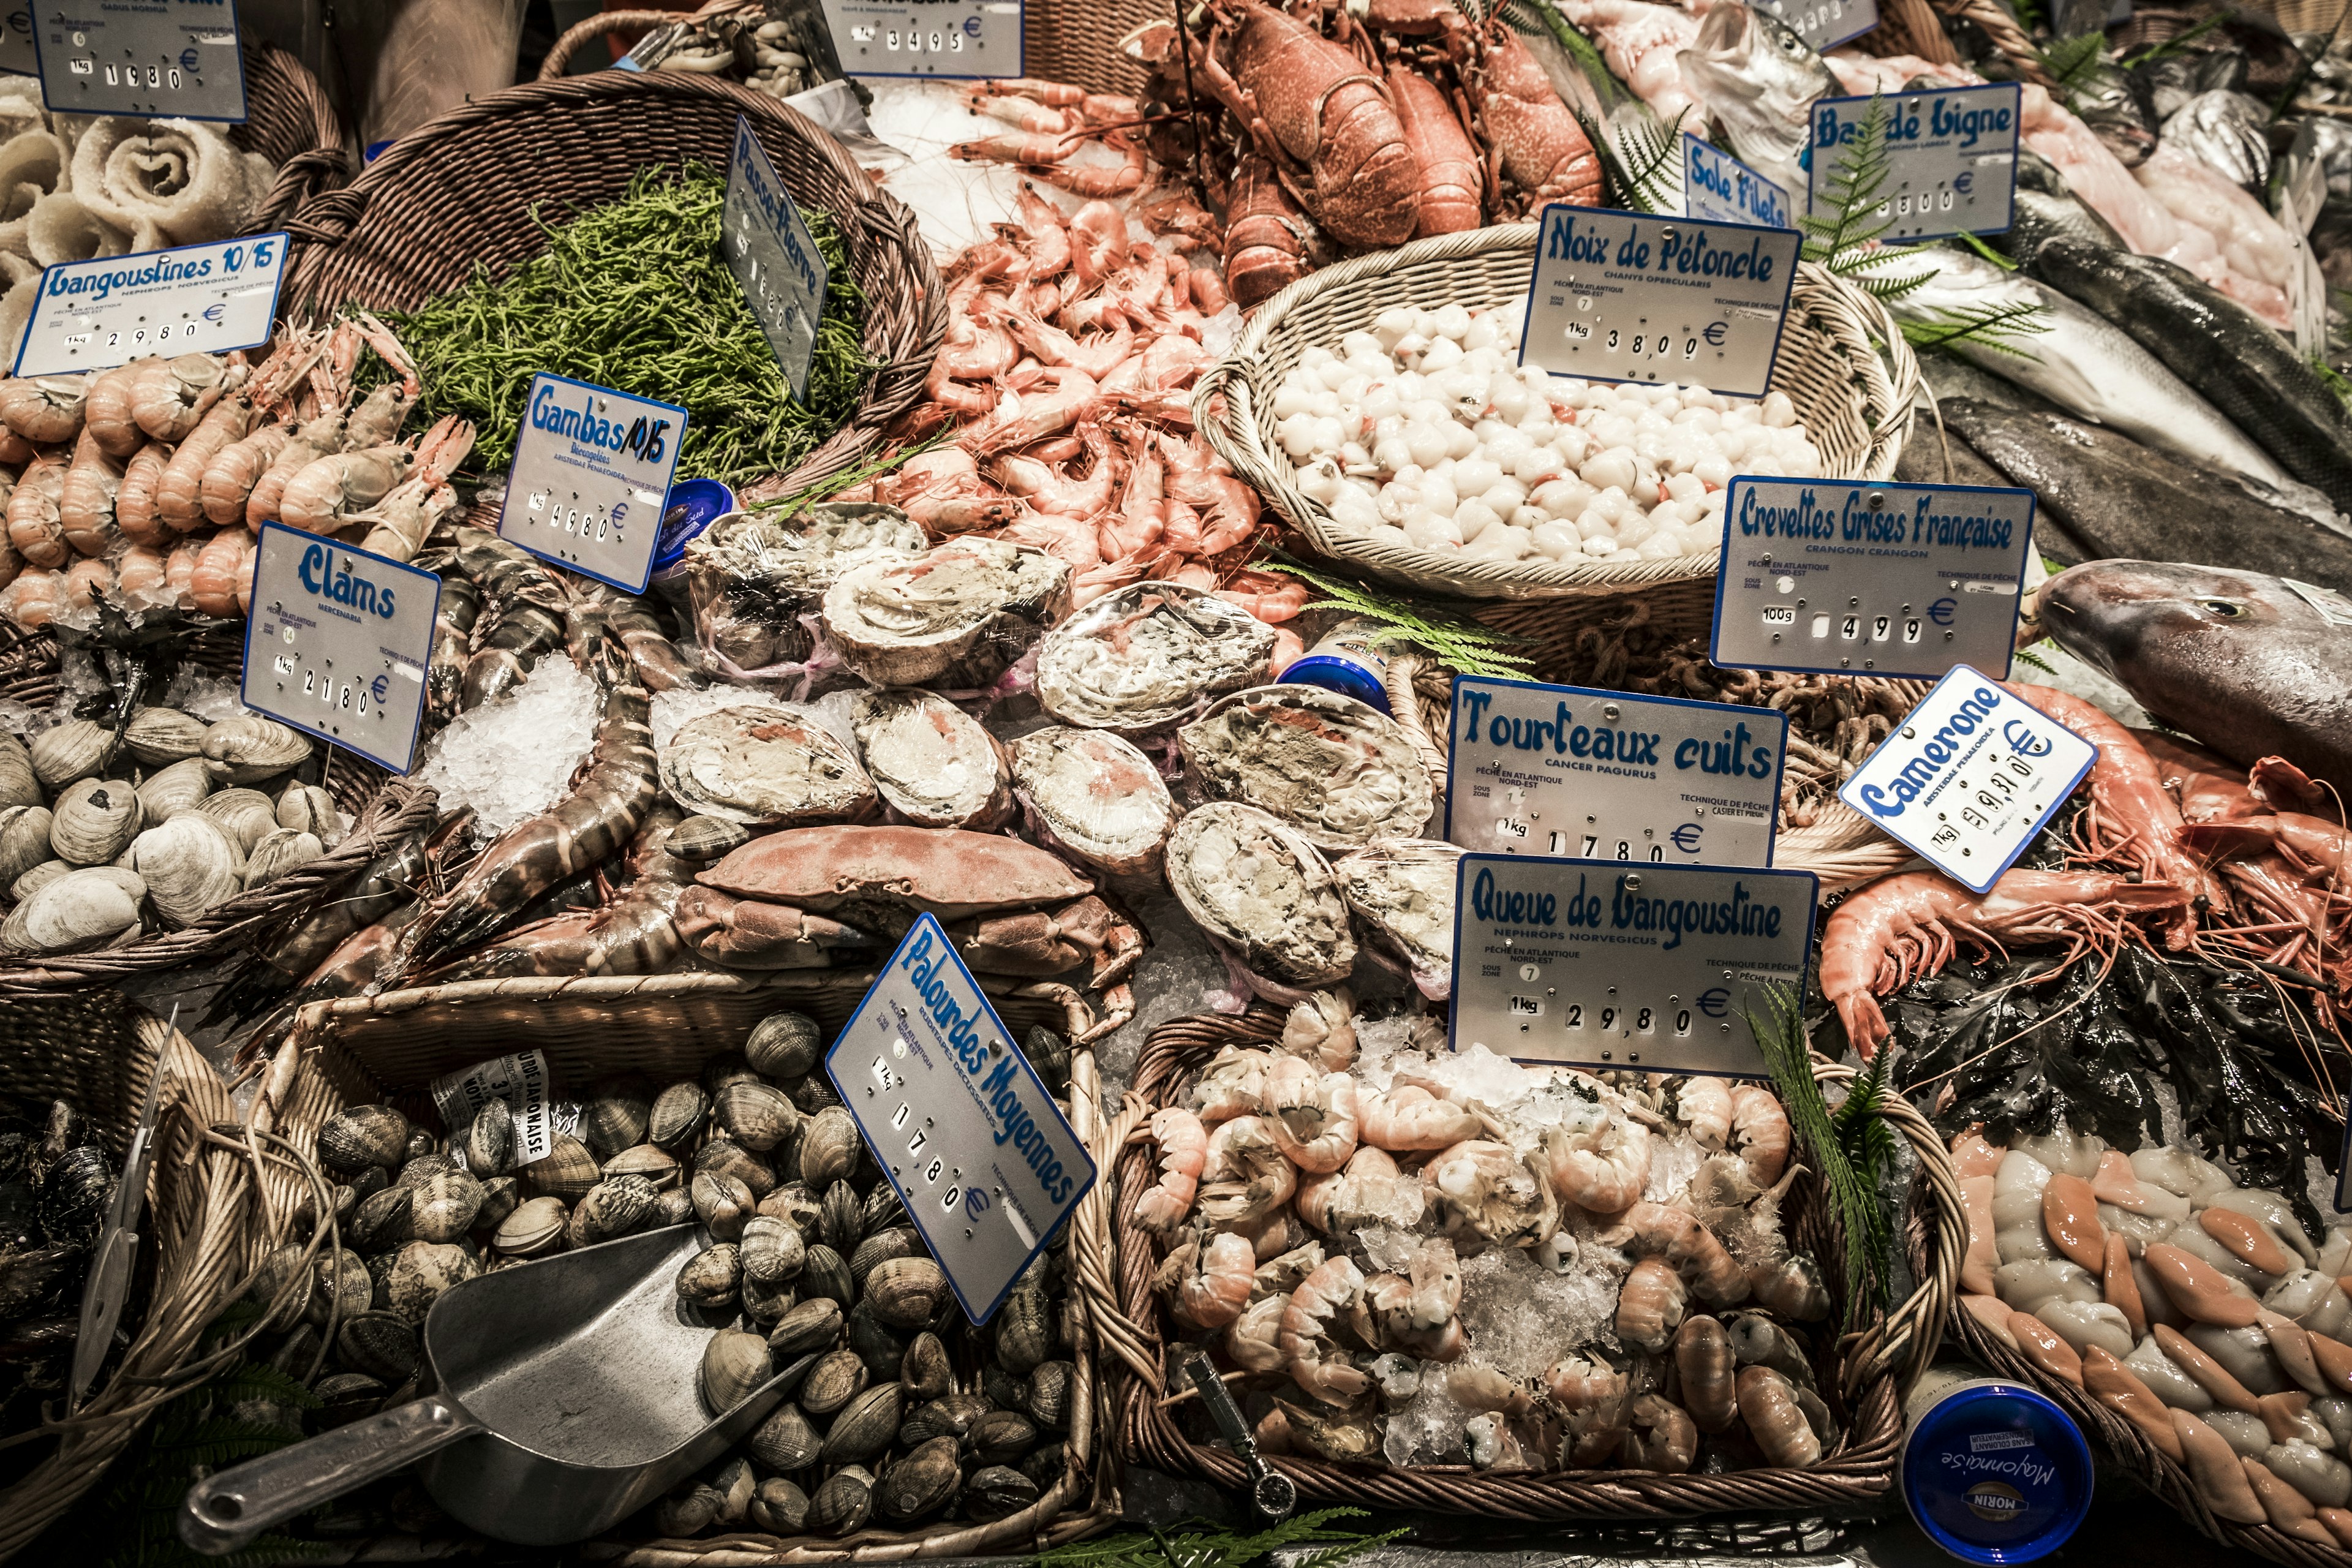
xmin=1165 ymin=802 xmax=1355 ymax=995
xmin=666 ymin=814 xmax=750 ymax=863
xmin=847 ymin=1225 xmax=918 ymax=1287
xmin=691 ymin=1171 xmax=755 ymax=1241
xmin=847 ymin=1298 xmax=905 ymax=1379
xmin=7 ymin=858 xmax=64 ymax=904
xmin=0 ymin=731 xmax=37 ymax=809
xmin=969 ymin=1409 xmax=1040 ymax=1467
xmin=1334 ymin=837 xmax=1463 ymax=1000
xmin=713 ymin=1079 xmax=797 ymax=1153
xmin=134 ymin=756 xmax=224 ymax=824
xmin=396 ymin=1152 xmax=456 ymax=1188
xmin=702 ymin=1053 xmax=756 ymax=1093
xmin=1022 ymin=1359 xmax=1074 ymax=1431
xmin=579 ymin=1077 xmax=653 ymax=1161
xmin=126 ymin=813 xmax=244 ymax=927
xmin=900 ymin=1391 xmax=990 ymax=1446
xmin=348 ymin=1185 xmax=415 ymax=1253
xmin=318 ymin=1106 xmax=410 ymax=1175
xmin=699 ymin=1328 xmax=773 ymax=1414
xmin=739 ymin=1215 xmax=806 ymax=1286
xmin=566 ymin=1175 xmax=658 ymax=1247
xmin=741 ymin=1268 xmax=797 ymax=1323
xmin=820 ymin=1382 xmax=903 ymax=1464
xmin=29 ymin=718 xmax=117 ymax=789
xmin=473 ymin=1176 xmax=521 ymax=1234
xmin=800 ymin=1345 xmax=869 ymax=1415
xmin=411 ymin=1168 xmax=484 ymax=1244
xmin=902 ymin=1331 xmax=952 ymax=1400
xmin=656 ymin=1187 xmax=695 ymax=1228
xmin=403 ymin=1127 xmax=438 ymax=1162
xmin=1178 ymin=685 xmax=1435 ymax=849
xmin=658 ymin=705 xmax=879 ymax=827
xmin=867 ymin=1256 xmax=949 ymax=1329
xmin=244 ymin=827 xmax=323 ymax=889
xmin=277 ymin=781 xmax=341 ymax=842
xmin=32 ymin=1145 xmax=111 ymax=1245
xmin=1035 ymin=582 xmax=1278 ymax=733
xmin=712 ymin=1457 xmax=754 ymax=1526
xmin=876 ymin=1435 xmax=963 ymax=1523
xmin=0 ymin=866 xmax=140 ymax=952
xmin=800 ymin=1242 xmax=853 ymax=1310
xmin=695 ymin=1136 xmax=775 ymax=1197
xmin=647 ymin=1081 xmax=709 ymax=1151
xmin=799 ymin=1106 xmax=859 ymax=1189
xmin=0 ymin=1245 xmax=78 ymax=1317
xmin=385 ymin=1242 xmax=478 ymax=1324
xmin=677 ymin=1242 xmax=742 ymax=1308
xmin=1007 ymin=726 xmax=1178 ymax=877
xmin=202 ymin=714 xmax=312 ymax=783
xmin=337 ymin=1311 xmax=421 ymax=1384
xmin=519 ymin=1133 xmax=600 ymax=1204
xmin=250 ymin=1242 xmax=317 ymax=1324
xmin=744 ymin=1011 xmax=821 ymax=1079
xmin=994 ymin=1286 xmax=1055 ymax=1376
xmin=122 ymin=707 xmax=208 ymax=767
xmin=862 ymin=1183 xmax=908 ymax=1235
xmin=492 ymin=1195 xmax=569 ymax=1256
xmin=307 ymin=1247 xmax=374 ymax=1330
xmin=761 ymin=1181 xmax=823 ymax=1234
xmin=748 ymin=1477 xmax=809 ymax=1534
xmin=766 ymin=1297 xmax=842 ymax=1357
xmin=603 ymin=1142 xmax=680 ymax=1188
xmin=821 ymin=538 xmax=1071 ymax=689
xmin=747 ymin=1402 xmax=824 ymax=1472
xmin=820 ymin=1178 xmax=862 ymax=1254
xmin=458 ymin=1108 xmax=514 ymax=1178
xmin=847 ymin=687 xmax=1014 ymax=830
xmin=0 ymin=807 xmax=52 ymax=888
xmin=962 ymin=1465 xmax=1041 ymax=1522
xmin=806 ymin=1465 xmax=873 ymax=1536
xmin=49 ymin=778 xmax=138 ymax=865
xmin=194 ymin=788 xmax=280 ymax=854
xmin=655 ymin=1483 xmax=723 ymax=1538
xmin=1024 ymin=1025 xmax=1072 ymax=1093
xmin=790 ymin=1074 xmax=841 ymax=1115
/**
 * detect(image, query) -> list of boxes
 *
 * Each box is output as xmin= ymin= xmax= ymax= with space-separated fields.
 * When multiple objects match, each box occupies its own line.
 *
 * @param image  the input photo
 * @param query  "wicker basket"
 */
xmin=0 ymin=995 xmax=293 ymax=1561
xmin=233 ymin=43 xmax=357 ymax=232
xmin=285 ymin=981 xmax=1123 ymax=1566
xmin=278 ymin=70 xmax=945 ymax=508
xmin=1109 ymin=1010 xmax=1961 ymax=1520
xmin=1198 ymin=224 xmax=1920 ymax=602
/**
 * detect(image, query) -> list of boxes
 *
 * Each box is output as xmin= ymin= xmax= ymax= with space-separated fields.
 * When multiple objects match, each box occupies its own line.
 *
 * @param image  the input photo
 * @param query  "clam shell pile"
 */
xmin=0 ymin=1096 xmax=119 ymax=1425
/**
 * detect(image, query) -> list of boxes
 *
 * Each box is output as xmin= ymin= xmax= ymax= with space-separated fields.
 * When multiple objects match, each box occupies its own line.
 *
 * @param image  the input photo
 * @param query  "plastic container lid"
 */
xmin=1282 ymin=654 xmax=1391 ymax=715
xmin=1901 ymin=1379 xmax=2094 ymax=1564
xmin=650 ymin=478 xmax=736 ymax=576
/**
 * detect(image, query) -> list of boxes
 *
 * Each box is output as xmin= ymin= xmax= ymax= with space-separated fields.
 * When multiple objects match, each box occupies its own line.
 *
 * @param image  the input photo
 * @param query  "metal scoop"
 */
xmin=181 ymin=1224 xmax=788 ymax=1553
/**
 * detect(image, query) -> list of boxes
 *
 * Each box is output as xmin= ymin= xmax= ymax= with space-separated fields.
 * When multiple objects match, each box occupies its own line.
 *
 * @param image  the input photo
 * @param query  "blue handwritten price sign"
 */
xmin=1449 ymin=854 xmax=1817 ymax=1077
xmin=1520 ymin=203 xmax=1800 ymax=398
xmin=826 ymin=914 xmax=1095 ymax=1323
xmin=28 ymin=0 xmax=245 ymax=119
xmin=1838 ymin=670 xmax=2094 ymax=895
xmin=723 ymin=115 xmax=831 ymax=402
xmin=498 ymin=372 xmax=687 ymax=594
xmin=1446 ymin=676 xmax=1785 ymax=867
xmin=1809 ymin=84 xmax=2019 ymax=242
xmin=1710 ymin=477 xmax=2035 ymax=680
xmin=1684 ymin=136 xmax=1791 ymax=230
xmin=241 ymin=524 xmax=442 ymax=775
xmin=14 ymin=232 xmax=286 ymax=376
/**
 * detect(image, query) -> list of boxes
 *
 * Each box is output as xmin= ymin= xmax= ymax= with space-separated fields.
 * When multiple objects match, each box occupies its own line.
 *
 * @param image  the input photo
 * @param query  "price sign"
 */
xmin=1808 ymin=85 xmax=2018 ymax=243
xmin=1838 ymin=669 xmax=2094 ymax=895
xmin=13 ymin=232 xmax=287 ymax=377
xmin=820 ymin=0 xmax=1021 ymax=77
xmin=1445 ymin=676 xmax=1785 ymax=868
xmin=28 ymin=0 xmax=245 ymax=120
xmin=0 ymin=9 xmax=33 ymax=75
xmin=722 ymin=115 xmax=831 ymax=401
xmin=825 ymin=914 xmax=1095 ymax=1324
xmin=1683 ymin=135 xmax=1792 ymax=230
xmin=1449 ymin=854 xmax=1817 ymax=1076
xmin=497 ymin=373 xmax=686 ymax=594
xmin=431 ymin=1050 xmax=556 ymax=1167
xmin=1520 ymin=204 xmax=1800 ymax=398
xmin=1753 ymin=0 xmax=1878 ymax=53
xmin=1710 ymin=477 xmax=2035 ymax=680
xmin=241 ymin=523 xmax=440 ymax=775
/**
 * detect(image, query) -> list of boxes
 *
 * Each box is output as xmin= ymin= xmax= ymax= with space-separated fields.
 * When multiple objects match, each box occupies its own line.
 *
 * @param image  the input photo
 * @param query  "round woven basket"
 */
xmin=1197 ymin=224 xmax=1920 ymax=603
xmin=1107 ymin=1010 xmax=1961 ymax=1521
xmin=233 ymin=43 xmax=357 ymax=232
xmin=278 ymin=70 xmax=944 ymax=507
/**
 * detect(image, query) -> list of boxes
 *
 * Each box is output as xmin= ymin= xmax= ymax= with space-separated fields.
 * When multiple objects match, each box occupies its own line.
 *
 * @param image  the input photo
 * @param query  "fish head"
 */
xmin=1676 ymin=1 xmax=1834 ymax=154
xmin=2037 ymin=559 xmax=2310 ymax=682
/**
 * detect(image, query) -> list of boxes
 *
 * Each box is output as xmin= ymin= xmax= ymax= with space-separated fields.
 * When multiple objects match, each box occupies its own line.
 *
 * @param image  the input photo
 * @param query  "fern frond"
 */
xmin=2035 ymin=31 xmax=2110 ymax=102
xmin=1259 ymin=557 xmax=1536 ymax=679
xmin=2119 ymin=9 xmax=2230 ymax=69
xmin=1617 ymin=111 xmax=1689 ymax=216
xmin=1900 ymin=300 xmax=2051 ymax=357
xmin=1743 ymin=982 xmax=1891 ymax=1325
xmin=2013 ymin=641 xmax=2059 ymax=674
xmin=1959 ymin=231 xmax=2019 ymax=271
xmin=1569 ymin=104 xmax=1657 ymax=214
xmin=1799 ymin=93 xmax=1895 ymax=264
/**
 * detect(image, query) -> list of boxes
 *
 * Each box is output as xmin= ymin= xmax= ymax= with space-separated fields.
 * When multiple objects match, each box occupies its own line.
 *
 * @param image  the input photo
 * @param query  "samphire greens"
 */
xmin=392 ymin=161 xmax=872 ymax=483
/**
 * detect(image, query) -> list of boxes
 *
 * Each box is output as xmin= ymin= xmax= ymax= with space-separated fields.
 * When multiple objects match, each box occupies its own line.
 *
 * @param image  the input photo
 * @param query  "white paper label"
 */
xmin=820 ymin=0 xmax=1023 ymax=77
xmin=1754 ymin=0 xmax=1878 ymax=51
xmin=1684 ymin=135 xmax=1792 ymax=230
xmin=1837 ymin=668 xmax=2095 ymax=895
xmin=29 ymin=0 xmax=246 ymax=119
xmin=432 ymin=1050 xmax=556 ymax=1166
xmin=723 ymin=115 xmax=831 ymax=402
xmin=14 ymin=232 xmax=287 ymax=377
xmin=1520 ymin=204 xmax=1800 ymax=398
xmin=1807 ymin=85 xmax=2018 ymax=242
xmin=241 ymin=524 xmax=440 ymax=775
xmin=497 ymin=373 xmax=685 ymax=595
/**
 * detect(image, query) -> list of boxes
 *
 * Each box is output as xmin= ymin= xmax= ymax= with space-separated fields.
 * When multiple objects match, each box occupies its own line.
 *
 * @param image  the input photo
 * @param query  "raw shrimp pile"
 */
xmin=0 ymin=315 xmax=470 ymax=633
xmin=1283 ymin=298 xmax=1823 ymax=566
xmin=1142 ymin=992 xmax=1839 ymax=1474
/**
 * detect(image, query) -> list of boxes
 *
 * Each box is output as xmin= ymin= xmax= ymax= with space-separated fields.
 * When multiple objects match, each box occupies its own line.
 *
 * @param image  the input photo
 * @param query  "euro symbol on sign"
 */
xmin=179 ymin=47 xmax=198 ymax=71
xmin=369 ymin=675 xmax=389 ymax=706
xmin=2003 ymin=718 xmax=2054 ymax=758
xmin=1702 ymin=322 xmax=1728 ymax=347
xmin=1670 ymin=822 xmax=1705 ymax=853
xmin=201 ymin=305 xmax=224 ymax=324
xmin=1954 ymin=172 xmax=1974 ymax=195
xmin=965 ymin=1187 xmax=992 ymax=1223
xmin=1697 ymin=987 xmax=1732 ymax=1019
xmin=963 ymin=14 xmax=981 ymax=30
xmin=1927 ymin=597 xmax=1958 ymax=625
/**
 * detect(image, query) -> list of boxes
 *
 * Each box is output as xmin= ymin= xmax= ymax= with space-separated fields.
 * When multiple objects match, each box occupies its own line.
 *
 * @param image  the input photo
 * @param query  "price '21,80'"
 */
xmin=299 ymin=668 xmax=371 ymax=719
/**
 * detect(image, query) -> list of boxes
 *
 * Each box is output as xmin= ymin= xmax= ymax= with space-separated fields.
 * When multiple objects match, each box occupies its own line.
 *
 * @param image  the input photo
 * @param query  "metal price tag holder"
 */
xmin=1183 ymin=1350 xmax=1297 ymax=1519
xmin=1752 ymin=0 xmax=1879 ymax=51
xmin=819 ymin=0 xmax=1021 ymax=77
xmin=1683 ymin=135 xmax=1792 ymax=230
xmin=1836 ymin=668 xmax=2095 ymax=896
xmin=497 ymin=372 xmax=687 ymax=595
xmin=1445 ymin=675 xmax=1785 ymax=869
xmin=722 ymin=115 xmax=831 ymax=402
xmin=1520 ymin=203 xmax=1801 ymax=399
xmin=241 ymin=523 xmax=442 ymax=775
xmin=1449 ymin=853 xmax=1817 ymax=1077
xmin=824 ymin=914 xmax=1096 ymax=1324
xmin=27 ymin=0 xmax=246 ymax=119
xmin=1807 ymin=85 xmax=2019 ymax=243
xmin=1709 ymin=476 xmax=2035 ymax=681
xmin=13 ymin=232 xmax=287 ymax=377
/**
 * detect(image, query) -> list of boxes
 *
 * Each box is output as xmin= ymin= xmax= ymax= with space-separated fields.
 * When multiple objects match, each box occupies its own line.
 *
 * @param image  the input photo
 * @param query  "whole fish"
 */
xmin=2160 ymin=91 xmax=2270 ymax=190
xmin=2039 ymin=559 xmax=2352 ymax=792
xmin=1983 ymin=149 xmax=2129 ymax=266
xmin=1942 ymin=398 xmax=2352 ymax=593
xmin=1880 ymin=244 xmax=2295 ymax=488
xmin=1673 ymin=1 xmax=1834 ymax=199
xmin=2029 ymin=238 xmax=2352 ymax=510
xmin=1891 ymin=417 xmax=2097 ymax=564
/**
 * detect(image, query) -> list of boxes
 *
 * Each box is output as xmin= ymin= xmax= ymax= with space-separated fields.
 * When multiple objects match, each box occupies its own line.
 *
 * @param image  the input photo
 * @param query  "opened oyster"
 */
xmin=820 ymin=539 xmax=1071 ymax=690
xmin=1333 ymin=837 xmax=1461 ymax=999
xmin=845 ymin=690 xmax=1012 ymax=831
xmin=659 ymin=707 xmax=878 ymax=827
xmin=685 ymin=502 xmax=927 ymax=675
xmin=1178 ymin=686 xmax=1434 ymax=849
xmin=1165 ymin=802 xmax=1354 ymax=999
xmin=1033 ymin=584 xmax=1276 ymax=733
xmin=1008 ymin=726 xmax=1176 ymax=878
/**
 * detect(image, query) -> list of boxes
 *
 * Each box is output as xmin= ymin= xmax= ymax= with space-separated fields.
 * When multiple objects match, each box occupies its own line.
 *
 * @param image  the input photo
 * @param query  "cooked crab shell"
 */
xmin=1007 ymin=726 xmax=1175 ymax=878
xmin=1164 ymin=802 xmax=1355 ymax=997
xmin=846 ymin=688 xmax=1012 ymax=831
xmin=1333 ymin=837 xmax=1461 ymax=1000
xmin=820 ymin=538 xmax=1071 ymax=690
xmin=658 ymin=706 xmax=879 ymax=827
xmin=1033 ymin=582 xmax=1277 ymax=733
xmin=698 ymin=824 xmax=1093 ymax=925
xmin=1177 ymin=685 xmax=1434 ymax=849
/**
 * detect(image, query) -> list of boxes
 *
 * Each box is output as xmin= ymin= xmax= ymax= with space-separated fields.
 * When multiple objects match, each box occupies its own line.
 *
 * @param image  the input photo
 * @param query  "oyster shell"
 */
xmin=846 ymin=688 xmax=1012 ymax=830
xmin=29 ymin=719 xmax=117 ymax=790
xmin=0 ymin=731 xmax=38 ymax=809
xmin=202 ymin=715 xmax=312 ymax=783
xmin=0 ymin=866 xmax=143 ymax=953
xmin=135 ymin=756 xmax=225 ymax=825
xmin=659 ymin=706 xmax=878 ymax=827
xmin=0 ymin=806 xmax=53 ymax=889
xmin=48 ymin=778 xmax=138 ymax=865
xmin=244 ymin=827 xmax=324 ymax=889
xmin=1165 ymin=802 xmax=1355 ymax=996
xmin=1334 ymin=837 xmax=1462 ymax=999
xmin=1035 ymin=583 xmax=1277 ymax=732
xmin=1008 ymin=726 xmax=1176 ymax=877
xmin=820 ymin=538 xmax=1071 ymax=689
xmin=1178 ymin=685 xmax=1434 ymax=848
xmin=125 ymin=813 xmax=244 ymax=927
xmin=122 ymin=708 xmax=208 ymax=768
xmin=194 ymin=788 xmax=280 ymax=854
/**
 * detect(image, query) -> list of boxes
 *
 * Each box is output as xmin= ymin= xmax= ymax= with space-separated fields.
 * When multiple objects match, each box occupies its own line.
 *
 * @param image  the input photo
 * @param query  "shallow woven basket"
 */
xmin=0 ymin=995 xmax=285 ymax=1561
xmin=1107 ymin=1010 xmax=1961 ymax=1521
xmin=233 ymin=42 xmax=357 ymax=232
xmin=286 ymin=985 xmax=1123 ymax=1566
xmin=0 ymin=625 xmax=439 ymax=995
xmin=1199 ymin=224 xmax=1920 ymax=603
xmin=279 ymin=70 xmax=944 ymax=507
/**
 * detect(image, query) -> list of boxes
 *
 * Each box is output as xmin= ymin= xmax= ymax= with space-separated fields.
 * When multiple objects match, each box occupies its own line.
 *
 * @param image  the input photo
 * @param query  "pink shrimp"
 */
xmin=1136 ymin=1107 xmax=1208 ymax=1232
xmin=188 ymin=527 xmax=252 ymax=617
xmin=1544 ymin=1113 xmax=1651 ymax=1215
xmin=162 ymin=535 xmax=201 ymax=608
xmin=1616 ymin=1254 xmax=1687 ymax=1352
xmin=1212 ymin=570 xmax=1310 ymax=622
xmin=115 ymin=443 xmax=173 ymax=547
xmin=1607 ymin=1201 xmax=1749 ymax=1305
xmin=1728 ymin=1085 xmax=1790 ymax=1188
xmin=58 ymin=554 xmax=111 ymax=611
xmin=975 ymin=78 xmax=1088 ymax=106
xmin=1198 ymin=1114 xmax=1296 ymax=1226
xmin=1169 ymin=1230 xmax=1255 ymax=1328
xmin=1069 ymin=199 xmax=1126 ymax=287
xmin=1226 ymin=1294 xmax=1287 ymax=1371
xmin=1162 ymin=437 xmax=1261 ymax=554
xmin=114 ymin=543 xmax=168 ymax=609
xmin=155 ymin=394 xmax=254 ymax=530
xmin=999 ymin=511 xmax=1102 ymax=571
xmin=1820 ymin=868 xmax=2190 ymax=1058
xmin=3 ymin=454 xmax=64 ymax=568
xmin=1188 ymin=1046 xmax=1270 ymax=1122
xmin=1030 ymin=133 xmax=1147 ymax=200
xmin=1278 ymin=1255 xmax=1370 ymax=1404
xmin=960 ymin=367 xmax=1099 ymax=454
xmin=971 ymin=94 xmax=1073 ymax=135
xmin=1099 ymin=435 xmax=1164 ymax=560
xmin=1 ymin=567 xmax=58 ymax=628
xmin=990 ymin=421 xmax=1119 ymax=517
xmin=56 ymin=429 xmax=124 ymax=557
xmin=1359 ymin=1084 xmax=1480 ymax=1150
xmin=2135 ymin=728 xmax=2264 ymax=824
xmin=1264 ymin=1057 xmax=1360 ymax=1174
xmin=1281 ymin=989 xmax=1355 ymax=1069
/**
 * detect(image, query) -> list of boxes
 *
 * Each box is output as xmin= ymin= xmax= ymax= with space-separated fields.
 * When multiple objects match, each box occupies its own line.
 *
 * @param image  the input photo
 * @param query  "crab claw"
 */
xmin=674 ymin=887 xmax=873 ymax=969
xmin=948 ymin=894 xmax=1146 ymax=987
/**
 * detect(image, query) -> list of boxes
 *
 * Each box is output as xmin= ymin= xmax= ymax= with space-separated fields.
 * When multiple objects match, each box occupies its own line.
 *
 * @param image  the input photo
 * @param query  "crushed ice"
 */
xmin=649 ymin=680 xmax=793 ymax=750
xmin=415 ymin=659 xmax=600 ymax=834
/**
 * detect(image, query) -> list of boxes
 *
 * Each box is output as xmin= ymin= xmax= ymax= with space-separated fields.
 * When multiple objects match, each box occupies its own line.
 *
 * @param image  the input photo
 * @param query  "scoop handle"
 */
xmin=178 ymin=1395 xmax=484 ymax=1556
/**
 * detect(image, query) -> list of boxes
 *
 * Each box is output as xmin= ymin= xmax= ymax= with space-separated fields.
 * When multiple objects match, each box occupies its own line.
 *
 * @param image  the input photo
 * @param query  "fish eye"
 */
xmin=2199 ymin=599 xmax=2244 ymax=617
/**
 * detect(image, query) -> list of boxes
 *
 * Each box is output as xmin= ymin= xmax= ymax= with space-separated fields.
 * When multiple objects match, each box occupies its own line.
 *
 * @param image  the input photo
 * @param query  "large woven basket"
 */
xmin=285 ymin=983 xmax=1123 ymax=1566
xmin=279 ymin=70 xmax=944 ymax=507
xmin=1108 ymin=1010 xmax=1961 ymax=1521
xmin=233 ymin=43 xmax=357 ymax=232
xmin=1199 ymin=224 xmax=1919 ymax=602
xmin=0 ymin=995 xmax=293 ymax=1561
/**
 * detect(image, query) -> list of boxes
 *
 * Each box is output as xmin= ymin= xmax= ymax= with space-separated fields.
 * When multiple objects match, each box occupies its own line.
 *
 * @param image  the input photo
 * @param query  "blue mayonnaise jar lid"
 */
xmin=1901 ymin=1374 xmax=2094 ymax=1563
